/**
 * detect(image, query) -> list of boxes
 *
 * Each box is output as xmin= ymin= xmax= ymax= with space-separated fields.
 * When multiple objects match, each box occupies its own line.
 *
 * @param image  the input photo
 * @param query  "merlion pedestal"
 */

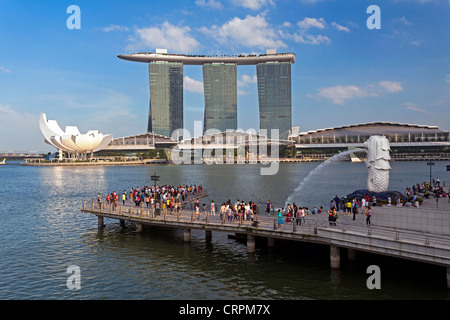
xmin=363 ymin=135 xmax=391 ymax=193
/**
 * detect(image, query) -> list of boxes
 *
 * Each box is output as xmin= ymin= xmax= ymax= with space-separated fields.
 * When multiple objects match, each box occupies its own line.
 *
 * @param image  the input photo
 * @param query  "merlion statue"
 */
xmin=363 ymin=135 xmax=391 ymax=193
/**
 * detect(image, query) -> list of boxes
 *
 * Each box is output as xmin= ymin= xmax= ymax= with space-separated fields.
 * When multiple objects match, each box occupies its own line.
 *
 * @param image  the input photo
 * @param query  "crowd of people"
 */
xmin=325 ymin=195 xmax=372 ymax=226
xmin=408 ymin=179 xmax=448 ymax=200
xmin=97 ymin=184 xmax=205 ymax=214
xmin=95 ymin=176 xmax=447 ymax=228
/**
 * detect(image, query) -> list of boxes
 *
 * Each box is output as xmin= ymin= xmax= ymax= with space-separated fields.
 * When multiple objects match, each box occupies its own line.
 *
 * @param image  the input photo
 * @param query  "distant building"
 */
xmin=203 ymin=63 xmax=237 ymax=133
xmin=39 ymin=113 xmax=113 ymax=160
xmin=118 ymin=50 xmax=295 ymax=138
xmin=257 ymin=62 xmax=292 ymax=140
xmin=290 ymin=122 xmax=450 ymax=152
xmin=148 ymin=61 xmax=183 ymax=137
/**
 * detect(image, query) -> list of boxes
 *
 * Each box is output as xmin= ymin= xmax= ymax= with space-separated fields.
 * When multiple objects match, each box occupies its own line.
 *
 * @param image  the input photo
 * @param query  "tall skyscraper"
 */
xmin=148 ymin=61 xmax=183 ymax=137
xmin=257 ymin=62 xmax=292 ymax=139
xmin=202 ymin=63 xmax=237 ymax=133
xmin=119 ymin=50 xmax=295 ymax=138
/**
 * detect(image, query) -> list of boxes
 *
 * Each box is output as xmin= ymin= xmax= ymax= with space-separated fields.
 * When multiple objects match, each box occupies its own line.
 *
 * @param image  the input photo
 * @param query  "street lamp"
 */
xmin=151 ymin=171 xmax=160 ymax=189
xmin=427 ymin=161 xmax=434 ymax=187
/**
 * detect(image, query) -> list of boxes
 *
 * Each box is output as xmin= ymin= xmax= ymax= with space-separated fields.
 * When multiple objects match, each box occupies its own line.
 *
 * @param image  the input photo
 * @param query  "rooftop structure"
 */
xmin=117 ymin=51 xmax=296 ymax=65
xmin=290 ymin=121 xmax=450 ymax=150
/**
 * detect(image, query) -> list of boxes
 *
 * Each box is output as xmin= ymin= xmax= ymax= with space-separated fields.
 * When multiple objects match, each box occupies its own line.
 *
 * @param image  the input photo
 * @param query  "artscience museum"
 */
xmin=39 ymin=113 xmax=113 ymax=160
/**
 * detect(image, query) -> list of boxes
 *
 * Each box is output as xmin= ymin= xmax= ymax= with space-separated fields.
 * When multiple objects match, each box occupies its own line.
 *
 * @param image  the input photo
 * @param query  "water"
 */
xmin=0 ymin=160 xmax=449 ymax=300
xmin=285 ymin=149 xmax=364 ymax=207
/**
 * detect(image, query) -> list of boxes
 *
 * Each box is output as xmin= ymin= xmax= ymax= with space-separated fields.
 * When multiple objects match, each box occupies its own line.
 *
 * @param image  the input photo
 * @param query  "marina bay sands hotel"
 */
xmin=118 ymin=49 xmax=295 ymax=139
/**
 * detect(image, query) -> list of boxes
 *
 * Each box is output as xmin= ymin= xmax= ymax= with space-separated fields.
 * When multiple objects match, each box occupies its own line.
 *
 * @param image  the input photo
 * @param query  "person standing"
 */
xmin=195 ymin=199 xmax=200 ymax=220
xmin=333 ymin=195 xmax=340 ymax=211
xmin=210 ymin=200 xmax=216 ymax=216
xmin=361 ymin=197 xmax=367 ymax=214
xmin=122 ymin=191 xmax=126 ymax=205
xmin=366 ymin=206 xmax=372 ymax=226
xmin=97 ymin=193 xmax=102 ymax=209
xmin=266 ymin=200 xmax=272 ymax=216
xmin=352 ymin=203 xmax=358 ymax=220
xmin=277 ymin=209 xmax=283 ymax=229
xmin=295 ymin=207 xmax=302 ymax=226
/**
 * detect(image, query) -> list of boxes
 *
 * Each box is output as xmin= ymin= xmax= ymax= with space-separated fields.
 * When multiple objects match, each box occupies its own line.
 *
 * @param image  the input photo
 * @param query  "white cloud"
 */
xmin=331 ymin=22 xmax=350 ymax=32
xmin=128 ymin=22 xmax=200 ymax=53
xmin=314 ymin=85 xmax=371 ymax=105
xmin=393 ymin=16 xmax=412 ymax=25
xmin=297 ymin=17 xmax=327 ymax=30
xmin=195 ymin=0 xmax=223 ymax=9
xmin=231 ymin=0 xmax=275 ymax=10
xmin=0 ymin=66 xmax=11 ymax=74
xmin=102 ymin=25 xmax=130 ymax=32
xmin=184 ymin=76 xmax=204 ymax=93
xmin=200 ymin=13 xmax=287 ymax=49
xmin=293 ymin=34 xmax=330 ymax=45
xmin=378 ymin=81 xmax=403 ymax=93
xmin=311 ymin=81 xmax=404 ymax=105
xmin=404 ymin=102 xmax=433 ymax=115
xmin=286 ymin=17 xmax=332 ymax=45
xmin=446 ymin=74 xmax=450 ymax=83
xmin=238 ymin=74 xmax=257 ymax=87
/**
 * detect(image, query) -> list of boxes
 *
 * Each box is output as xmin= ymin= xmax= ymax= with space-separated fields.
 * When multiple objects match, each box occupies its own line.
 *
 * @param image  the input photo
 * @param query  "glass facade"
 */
xmin=203 ymin=63 xmax=237 ymax=133
xmin=148 ymin=61 xmax=183 ymax=138
xmin=257 ymin=62 xmax=292 ymax=139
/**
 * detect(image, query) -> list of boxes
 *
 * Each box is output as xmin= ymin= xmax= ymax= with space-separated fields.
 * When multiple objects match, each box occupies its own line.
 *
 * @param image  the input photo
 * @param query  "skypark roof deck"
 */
xmin=117 ymin=52 xmax=296 ymax=65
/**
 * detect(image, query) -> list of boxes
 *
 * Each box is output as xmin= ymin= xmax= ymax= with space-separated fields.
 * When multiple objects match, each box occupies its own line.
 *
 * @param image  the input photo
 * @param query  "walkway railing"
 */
xmin=81 ymin=199 xmax=449 ymax=248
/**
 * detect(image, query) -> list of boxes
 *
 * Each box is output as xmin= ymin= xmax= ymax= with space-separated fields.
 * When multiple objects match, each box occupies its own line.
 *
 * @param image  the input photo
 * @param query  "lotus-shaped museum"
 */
xmin=39 ymin=113 xmax=113 ymax=159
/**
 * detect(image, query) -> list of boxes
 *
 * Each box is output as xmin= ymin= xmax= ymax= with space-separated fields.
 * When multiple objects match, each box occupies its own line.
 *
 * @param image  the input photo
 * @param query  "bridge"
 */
xmin=80 ymin=194 xmax=450 ymax=289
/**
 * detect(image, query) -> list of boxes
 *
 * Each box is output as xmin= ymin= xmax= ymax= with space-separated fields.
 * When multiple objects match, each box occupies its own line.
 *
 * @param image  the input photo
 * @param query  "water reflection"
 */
xmin=0 ymin=161 xmax=448 ymax=299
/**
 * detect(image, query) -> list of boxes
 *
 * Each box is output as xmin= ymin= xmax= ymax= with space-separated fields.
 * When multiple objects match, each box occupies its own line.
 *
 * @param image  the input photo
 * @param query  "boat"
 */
xmin=0 ymin=158 xmax=5 ymax=165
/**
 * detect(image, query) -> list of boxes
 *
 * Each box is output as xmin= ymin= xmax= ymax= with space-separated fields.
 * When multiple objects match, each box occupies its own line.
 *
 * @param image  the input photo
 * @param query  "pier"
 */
xmin=81 ymin=195 xmax=450 ymax=288
xmin=21 ymin=158 xmax=167 ymax=166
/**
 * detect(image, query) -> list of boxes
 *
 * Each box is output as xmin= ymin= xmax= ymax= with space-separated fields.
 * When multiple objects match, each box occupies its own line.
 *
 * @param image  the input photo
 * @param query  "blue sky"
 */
xmin=0 ymin=0 xmax=449 ymax=152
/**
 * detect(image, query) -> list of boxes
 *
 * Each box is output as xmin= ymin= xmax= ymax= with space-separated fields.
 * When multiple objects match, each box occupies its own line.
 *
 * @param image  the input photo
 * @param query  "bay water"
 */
xmin=0 ymin=160 xmax=448 ymax=300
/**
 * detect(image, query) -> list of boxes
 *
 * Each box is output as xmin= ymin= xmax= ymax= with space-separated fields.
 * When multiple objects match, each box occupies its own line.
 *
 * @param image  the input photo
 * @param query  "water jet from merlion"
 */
xmin=284 ymin=135 xmax=405 ymax=208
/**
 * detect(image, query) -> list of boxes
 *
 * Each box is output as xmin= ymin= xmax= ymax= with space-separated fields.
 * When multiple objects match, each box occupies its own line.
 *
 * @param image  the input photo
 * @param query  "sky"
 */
xmin=0 ymin=0 xmax=449 ymax=153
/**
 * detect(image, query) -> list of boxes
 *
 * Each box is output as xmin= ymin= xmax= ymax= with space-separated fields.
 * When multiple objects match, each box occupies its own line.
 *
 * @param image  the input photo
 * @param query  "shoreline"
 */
xmin=19 ymin=157 xmax=450 ymax=167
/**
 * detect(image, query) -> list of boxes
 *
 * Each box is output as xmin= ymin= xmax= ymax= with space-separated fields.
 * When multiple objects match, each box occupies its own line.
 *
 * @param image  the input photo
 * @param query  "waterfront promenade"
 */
xmin=81 ymin=193 xmax=450 ymax=288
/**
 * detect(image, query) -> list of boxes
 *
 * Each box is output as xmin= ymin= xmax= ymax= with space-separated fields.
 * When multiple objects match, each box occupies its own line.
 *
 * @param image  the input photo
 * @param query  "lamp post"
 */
xmin=151 ymin=171 xmax=160 ymax=190
xmin=427 ymin=161 xmax=434 ymax=187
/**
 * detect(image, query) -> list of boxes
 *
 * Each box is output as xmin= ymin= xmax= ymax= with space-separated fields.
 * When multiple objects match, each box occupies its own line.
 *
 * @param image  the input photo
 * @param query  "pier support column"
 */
xmin=97 ymin=216 xmax=105 ymax=228
xmin=184 ymin=229 xmax=191 ymax=242
xmin=348 ymin=249 xmax=357 ymax=261
xmin=135 ymin=223 xmax=143 ymax=233
xmin=447 ymin=267 xmax=450 ymax=289
xmin=205 ymin=230 xmax=212 ymax=242
xmin=267 ymin=238 xmax=275 ymax=247
xmin=247 ymin=235 xmax=256 ymax=253
xmin=330 ymin=245 xmax=340 ymax=269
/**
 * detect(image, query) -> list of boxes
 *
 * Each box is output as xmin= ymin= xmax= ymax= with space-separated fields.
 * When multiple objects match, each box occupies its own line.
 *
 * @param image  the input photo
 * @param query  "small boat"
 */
xmin=0 ymin=158 xmax=5 ymax=165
